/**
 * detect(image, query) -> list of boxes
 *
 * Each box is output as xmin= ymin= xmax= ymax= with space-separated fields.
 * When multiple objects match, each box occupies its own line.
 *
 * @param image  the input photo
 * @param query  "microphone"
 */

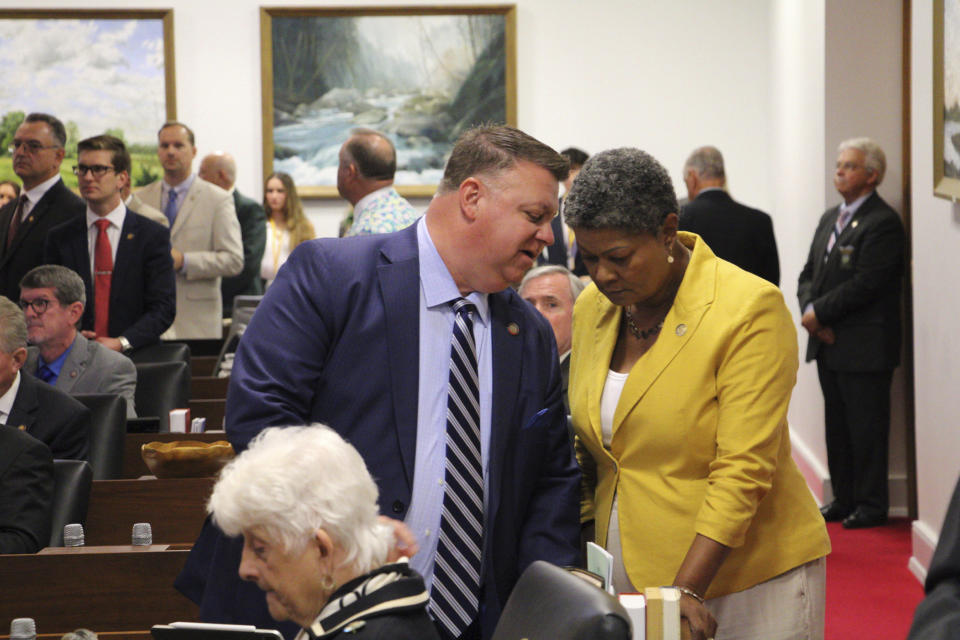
xmin=132 ymin=522 xmax=153 ymax=546
xmin=10 ymin=618 xmax=37 ymax=640
xmin=63 ymin=523 xmax=85 ymax=547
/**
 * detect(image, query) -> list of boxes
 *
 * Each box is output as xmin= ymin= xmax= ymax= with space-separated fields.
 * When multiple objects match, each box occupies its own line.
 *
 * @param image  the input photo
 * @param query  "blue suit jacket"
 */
xmin=44 ymin=209 xmax=176 ymax=350
xmin=178 ymin=224 xmax=580 ymax=639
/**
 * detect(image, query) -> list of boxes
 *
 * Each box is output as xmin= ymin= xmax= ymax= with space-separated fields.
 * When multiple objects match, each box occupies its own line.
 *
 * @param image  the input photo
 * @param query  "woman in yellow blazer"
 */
xmin=565 ymin=148 xmax=830 ymax=640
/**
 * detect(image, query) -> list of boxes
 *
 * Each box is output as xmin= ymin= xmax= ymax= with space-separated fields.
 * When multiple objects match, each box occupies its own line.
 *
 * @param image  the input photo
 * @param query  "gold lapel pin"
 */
xmin=507 ymin=322 xmax=520 ymax=336
xmin=676 ymin=324 xmax=687 ymax=336
xmin=18 ymin=425 xmax=26 ymax=430
xmin=851 ymin=220 xmax=859 ymax=229
xmin=127 ymin=233 xmax=134 ymax=239
xmin=70 ymin=371 xmax=77 ymax=378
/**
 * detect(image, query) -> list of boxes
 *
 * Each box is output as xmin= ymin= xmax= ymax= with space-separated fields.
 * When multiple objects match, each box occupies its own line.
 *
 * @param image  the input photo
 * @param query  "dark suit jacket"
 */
xmin=679 ymin=189 xmax=780 ymax=285
xmin=0 ymin=178 xmax=84 ymax=301
xmin=6 ymin=371 xmax=90 ymax=461
xmin=0 ymin=425 xmax=53 ymax=554
xmin=44 ymin=209 xmax=176 ymax=349
xmin=221 ymin=190 xmax=266 ymax=317
xmin=797 ymin=191 xmax=905 ymax=370
xmin=177 ymin=224 xmax=580 ymax=639
xmin=908 ymin=476 xmax=960 ymax=639
xmin=538 ymin=214 xmax=568 ymax=268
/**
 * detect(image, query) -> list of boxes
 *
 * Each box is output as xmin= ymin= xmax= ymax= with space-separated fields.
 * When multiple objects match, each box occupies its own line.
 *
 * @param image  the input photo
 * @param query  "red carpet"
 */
xmin=825 ymin=518 xmax=925 ymax=639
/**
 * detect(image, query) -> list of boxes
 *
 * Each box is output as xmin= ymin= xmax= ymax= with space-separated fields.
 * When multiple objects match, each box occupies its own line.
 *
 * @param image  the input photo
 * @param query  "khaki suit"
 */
xmin=126 ymin=192 xmax=168 ymax=228
xmin=137 ymin=178 xmax=242 ymax=339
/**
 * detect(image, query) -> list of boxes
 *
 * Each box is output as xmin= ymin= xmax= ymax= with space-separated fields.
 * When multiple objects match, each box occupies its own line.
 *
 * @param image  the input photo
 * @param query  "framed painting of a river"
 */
xmin=0 ymin=9 xmax=175 ymax=191
xmin=261 ymin=5 xmax=516 ymax=198
xmin=935 ymin=0 xmax=960 ymax=200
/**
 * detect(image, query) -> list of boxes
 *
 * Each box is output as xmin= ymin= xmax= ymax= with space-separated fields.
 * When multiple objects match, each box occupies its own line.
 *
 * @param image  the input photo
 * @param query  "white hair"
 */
xmin=518 ymin=264 xmax=586 ymax=303
xmin=208 ymin=425 xmax=392 ymax=575
xmin=838 ymin=137 xmax=886 ymax=185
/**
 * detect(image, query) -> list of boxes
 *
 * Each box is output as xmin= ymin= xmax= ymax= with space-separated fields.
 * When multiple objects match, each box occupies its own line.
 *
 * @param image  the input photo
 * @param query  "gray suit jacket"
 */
xmin=137 ymin=177 xmax=243 ymax=339
xmin=25 ymin=333 xmax=137 ymax=418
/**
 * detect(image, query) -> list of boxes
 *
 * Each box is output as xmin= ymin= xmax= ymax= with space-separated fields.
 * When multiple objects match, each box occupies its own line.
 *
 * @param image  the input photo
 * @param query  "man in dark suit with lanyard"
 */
xmin=0 ymin=113 xmax=84 ymax=301
xmin=798 ymin=137 xmax=905 ymax=529
xmin=176 ymin=125 xmax=580 ymax=640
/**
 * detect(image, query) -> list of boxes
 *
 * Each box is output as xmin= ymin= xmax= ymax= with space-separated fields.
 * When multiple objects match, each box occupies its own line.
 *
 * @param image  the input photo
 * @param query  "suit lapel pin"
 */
xmin=127 ymin=233 xmax=134 ymax=239
xmin=28 ymin=216 xmax=35 ymax=223
xmin=507 ymin=322 xmax=520 ymax=336
xmin=851 ymin=220 xmax=858 ymax=229
xmin=17 ymin=425 xmax=26 ymax=430
xmin=675 ymin=323 xmax=687 ymax=336
xmin=70 ymin=370 xmax=77 ymax=378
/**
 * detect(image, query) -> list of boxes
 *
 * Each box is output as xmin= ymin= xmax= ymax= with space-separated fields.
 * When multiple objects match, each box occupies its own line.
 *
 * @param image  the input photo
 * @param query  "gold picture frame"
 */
xmin=934 ymin=0 xmax=960 ymax=200
xmin=261 ymin=5 xmax=517 ymax=199
xmin=0 ymin=9 xmax=176 ymax=190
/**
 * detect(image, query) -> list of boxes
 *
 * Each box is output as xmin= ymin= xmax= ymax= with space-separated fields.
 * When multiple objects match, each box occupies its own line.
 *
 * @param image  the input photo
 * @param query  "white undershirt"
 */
xmin=600 ymin=368 xmax=635 ymax=593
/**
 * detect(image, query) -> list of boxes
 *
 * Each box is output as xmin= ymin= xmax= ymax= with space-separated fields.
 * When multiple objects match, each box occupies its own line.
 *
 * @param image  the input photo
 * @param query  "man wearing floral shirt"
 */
xmin=338 ymin=128 xmax=420 ymax=236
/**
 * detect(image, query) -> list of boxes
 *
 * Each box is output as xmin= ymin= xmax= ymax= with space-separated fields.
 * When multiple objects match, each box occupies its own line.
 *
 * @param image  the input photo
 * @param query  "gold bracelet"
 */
xmin=674 ymin=585 xmax=705 ymax=604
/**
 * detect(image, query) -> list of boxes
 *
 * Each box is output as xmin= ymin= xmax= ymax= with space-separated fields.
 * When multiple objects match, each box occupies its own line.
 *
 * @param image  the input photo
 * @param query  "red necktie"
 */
xmin=94 ymin=218 xmax=113 ymax=337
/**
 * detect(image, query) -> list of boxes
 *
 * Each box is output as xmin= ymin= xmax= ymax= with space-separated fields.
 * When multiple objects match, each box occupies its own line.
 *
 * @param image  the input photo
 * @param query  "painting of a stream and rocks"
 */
xmin=264 ymin=8 xmax=514 ymax=196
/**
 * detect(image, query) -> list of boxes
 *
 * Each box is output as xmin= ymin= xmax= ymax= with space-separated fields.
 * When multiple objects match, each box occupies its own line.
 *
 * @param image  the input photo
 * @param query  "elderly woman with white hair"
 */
xmin=208 ymin=425 xmax=440 ymax=640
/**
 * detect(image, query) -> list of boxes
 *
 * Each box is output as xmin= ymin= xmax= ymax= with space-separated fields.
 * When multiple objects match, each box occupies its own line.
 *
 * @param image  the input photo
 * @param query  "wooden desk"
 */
xmin=122 ymin=432 xmax=228 ymax=479
xmin=191 ymin=356 xmax=218 ymax=378
xmin=86 ymin=478 xmax=214 ymax=545
xmin=189 ymin=399 xmax=226 ymax=430
xmin=0 ymin=546 xmax=198 ymax=634
xmin=191 ymin=376 xmax=229 ymax=399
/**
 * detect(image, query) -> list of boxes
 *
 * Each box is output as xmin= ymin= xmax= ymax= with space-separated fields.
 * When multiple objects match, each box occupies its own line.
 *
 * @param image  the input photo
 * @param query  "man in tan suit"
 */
xmin=137 ymin=122 xmax=242 ymax=339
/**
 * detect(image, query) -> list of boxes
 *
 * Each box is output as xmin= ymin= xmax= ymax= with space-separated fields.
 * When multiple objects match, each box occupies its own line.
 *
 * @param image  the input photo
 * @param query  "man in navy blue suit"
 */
xmin=177 ymin=125 xmax=580 ymax=640
xmin=43 ymin=135 xmax=175 ymax=353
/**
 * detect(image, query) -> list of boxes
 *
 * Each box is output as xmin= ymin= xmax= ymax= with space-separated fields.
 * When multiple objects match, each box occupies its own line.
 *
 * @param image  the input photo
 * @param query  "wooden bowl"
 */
xmin=141 ymin=440 xmax=235 ymax=478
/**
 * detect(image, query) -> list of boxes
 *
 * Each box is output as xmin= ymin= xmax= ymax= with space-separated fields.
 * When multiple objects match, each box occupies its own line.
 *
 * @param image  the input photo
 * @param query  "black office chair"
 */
xmin=491 ymin=561 xmax=631 ymax=640
xmin=129 ymin=341 xmax=191 ymax=366
xmin=49 ymin=459 xmax=93 ymax=547
xmin=134 ymin=361 xmax=190 ymax=433
xmin=72 ymin=393 xmax=127 ymax=480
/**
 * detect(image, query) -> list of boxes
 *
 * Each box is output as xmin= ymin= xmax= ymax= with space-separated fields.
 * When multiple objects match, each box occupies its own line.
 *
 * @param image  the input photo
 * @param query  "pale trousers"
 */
xmin=607 ymin=499 xmax=826 ymax=639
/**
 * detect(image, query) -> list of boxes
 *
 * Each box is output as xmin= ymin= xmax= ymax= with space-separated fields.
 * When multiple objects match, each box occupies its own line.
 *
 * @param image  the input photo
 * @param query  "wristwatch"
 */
xmin=118 ymin=336 xmax=134 ymax=354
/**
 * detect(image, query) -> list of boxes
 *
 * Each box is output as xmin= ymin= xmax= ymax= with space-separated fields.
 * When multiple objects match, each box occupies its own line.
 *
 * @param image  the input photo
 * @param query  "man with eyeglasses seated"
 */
xmin=20 ymin=265 xmax=138 ymax=419
xmin=0 ymin=113 xmax=85 ymax=302
xmin=43 ymin=135 xmax=175 ymax=354
xmin=0 ymin=295 xmax=90 ymax=462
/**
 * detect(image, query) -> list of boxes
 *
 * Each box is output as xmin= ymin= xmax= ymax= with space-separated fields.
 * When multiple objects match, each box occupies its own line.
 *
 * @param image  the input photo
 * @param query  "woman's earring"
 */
xmin=667 ymin=254 xmax=675 ymax=264
xmin=321 ymin=574 xmax=336 ymax=592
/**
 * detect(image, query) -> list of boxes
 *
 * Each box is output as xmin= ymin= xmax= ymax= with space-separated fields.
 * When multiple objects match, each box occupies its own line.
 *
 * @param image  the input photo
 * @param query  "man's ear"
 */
xmin=12 ymin=347 xmax=27 ymax=371
xmin=458 ymin=176 xmax=483 ymax=221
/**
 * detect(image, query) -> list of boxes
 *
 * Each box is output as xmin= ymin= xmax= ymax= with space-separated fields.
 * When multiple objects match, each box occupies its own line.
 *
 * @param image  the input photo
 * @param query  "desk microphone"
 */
xmin=63 ymin=523 xmax=85 ymax=546
xmin=10 ymin=618 xmax=37 ymax=640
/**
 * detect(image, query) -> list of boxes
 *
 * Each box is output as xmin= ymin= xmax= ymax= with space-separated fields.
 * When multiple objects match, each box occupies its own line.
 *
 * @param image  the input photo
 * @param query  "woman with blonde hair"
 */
xmin=260 ymin=172 xmax=315 ymax=287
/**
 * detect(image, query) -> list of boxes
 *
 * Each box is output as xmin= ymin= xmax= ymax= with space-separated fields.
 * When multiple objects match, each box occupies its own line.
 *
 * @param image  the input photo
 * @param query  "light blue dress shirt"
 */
xmin=405 ymin=217 xmax=493 ymax=588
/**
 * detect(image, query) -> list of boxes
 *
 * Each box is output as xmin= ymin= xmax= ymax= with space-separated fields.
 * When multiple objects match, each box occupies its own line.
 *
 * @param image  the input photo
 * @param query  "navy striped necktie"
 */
xmin=430 ymin=298 xmax=483 ymax=638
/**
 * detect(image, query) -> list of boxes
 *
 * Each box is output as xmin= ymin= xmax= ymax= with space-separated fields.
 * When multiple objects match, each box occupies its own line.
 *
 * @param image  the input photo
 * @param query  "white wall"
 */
xmin=908 ymin=0 xmax=960 ymax=580
xmin=770 ymin=0 xmax=828 ymax=491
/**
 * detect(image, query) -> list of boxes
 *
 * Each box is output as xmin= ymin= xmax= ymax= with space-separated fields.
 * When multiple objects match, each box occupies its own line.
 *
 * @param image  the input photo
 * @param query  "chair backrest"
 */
xmin=491 ymin=561 xmax=631 ymax=640
xmin=72 ymin=393 xmax=127 ymax=479
xmin=50 ymin=459 xmax=93 ymax=547
xmin=129 ymin=342 xmax=191 ymax=366
xmin=134 ymin=362 xmax=191 ymax=433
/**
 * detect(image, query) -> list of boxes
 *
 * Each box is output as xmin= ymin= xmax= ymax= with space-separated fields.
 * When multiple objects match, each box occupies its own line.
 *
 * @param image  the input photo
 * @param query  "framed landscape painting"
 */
xmin=0 ymin=9 xmax=175 ymax=190
xmin=934 ymin=0 xmax=960 ymax=200
xmin=261 ymin=5 xmax=516 ymax=198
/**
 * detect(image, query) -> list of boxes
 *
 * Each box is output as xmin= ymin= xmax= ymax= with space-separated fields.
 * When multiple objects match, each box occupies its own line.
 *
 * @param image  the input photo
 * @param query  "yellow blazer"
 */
xmin=571 ymin=232 xmax=830 ymax=598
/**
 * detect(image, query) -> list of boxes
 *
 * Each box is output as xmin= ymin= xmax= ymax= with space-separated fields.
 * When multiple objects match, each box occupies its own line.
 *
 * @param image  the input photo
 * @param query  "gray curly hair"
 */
xmin=564 ymin=148 xmax=678 ymax=236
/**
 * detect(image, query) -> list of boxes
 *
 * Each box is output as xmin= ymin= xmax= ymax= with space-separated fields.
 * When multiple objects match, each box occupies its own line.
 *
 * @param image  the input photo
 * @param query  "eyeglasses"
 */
xmin=836 ymin=162 xmax=865 ymax=172
xmin=18 ymin=298 xmax=54 ymax=315
xmin=8 ymin=140 xmax=60 ymax=154
xmin=73 ymin=164 xmax=116 ymax=178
